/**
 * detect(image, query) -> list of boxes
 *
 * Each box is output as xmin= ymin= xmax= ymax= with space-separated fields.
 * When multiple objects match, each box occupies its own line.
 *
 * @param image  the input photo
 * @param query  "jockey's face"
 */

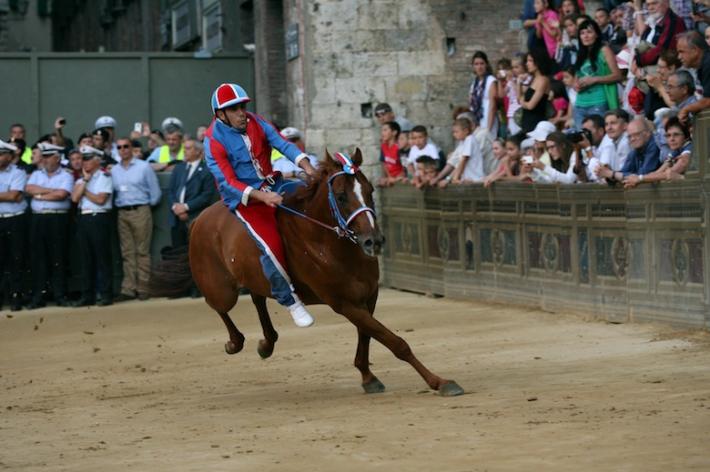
xmin=218 ymin=103 xmax=248 ymax=131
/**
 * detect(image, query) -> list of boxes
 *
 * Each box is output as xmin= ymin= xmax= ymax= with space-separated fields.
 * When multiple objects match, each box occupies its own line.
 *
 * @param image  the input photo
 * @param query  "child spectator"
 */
xmin=559 ymin=0 xmax=581 ymax=17
xmin=397 ymin=130 xmax=411 ymax=166
xmin=469 ymin=51 xmax=498 ymax=137
xmin=377 ymin=121 xmax=405 ymax=187
xmin=532 ymin=0 xmax=561 ymax=60
xmin=406 ymin=125 xmax=440 ymax=183
xmin=595 ymin=8 xmax=614 ymax=42
xmin=496 ymin=58 xmax=515 ymax=136
xmin=549 ymin=79 xmax=571 ymax=128
xmin=484 ymin=134 xmax=524 ymax=186
xmin=433 ymin=118 xmax=485 ymax=188
xmin=411 ymin=155 xmax=438 ymax=190
xmin=501 ymin=55 xmax=526 ymax=136
xmin=557 ymin=14 xmax=580 ymax=70
xmin=561 ymin=67 xmax=577 ymax=126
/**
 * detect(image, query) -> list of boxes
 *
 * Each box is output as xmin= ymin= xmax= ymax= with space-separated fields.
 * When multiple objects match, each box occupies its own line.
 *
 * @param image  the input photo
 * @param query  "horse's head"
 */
xmin=322 ymin=148 xmax=385 ymax=257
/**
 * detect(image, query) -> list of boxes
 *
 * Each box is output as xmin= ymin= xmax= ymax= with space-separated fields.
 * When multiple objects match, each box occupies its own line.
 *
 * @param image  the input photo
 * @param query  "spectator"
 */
xmin=377 ymin=121 xmax=405 ymax=187
xmin=411 ymin=155 xmax=438 ymax=190
xmin=562 ymin=67 xmax=578 ymax=120
xmin=581 ymin=113 xmax=606 ymax=151
xmin=607 ymin=7 xmax=629 ymax=53
xmin=633 ymin=0 xmax=686 ymax=68
xmin=92 ymin=128 xmax=113 ymax=166
xmin=668 ymin=69 xmax=699 ymax=113
xmin=111 ymin=137 xmax=162 ymax=302
xmin=594 ymin=109 xmax=632 ymax=181
xmin=560 ymin=0 xmax=582 ymax=18
xmin=530 ymin=131 xmax=581 ymax=183
xmin=533 ymin=0 xmax=561 ymax=60
xmin=433 ymin=118 xmax=485 ymax=188
xmin=146 ymin=129 xmax=165 ymax=159
xmin=557 ymin=14 xmax=580 ymax=70
xmin=495 ymin=57 xmax=515 ymax=135
xmin=574 ymin=19 xmax=623 ymax=127
xmin=279 ymin=127 xmax=319 ymax=167
xmin=24 ymin=143 xmax=74 ymax=309
xmin=196 ymin=126 xmax=208 ymax=141
xmin=67 ymin=149 xmax=83 ymax=180
xmin=70 ymin=146 xmax=114 ymax=307
xmin=527 ymin=120 xmax=557 ymax=166
xmin=148 ymin=128 xmax=184 ymax=171
xmin=670 ymin=0 xmax=694 ymax=30
xmin=599 ymin=117 xmax=662 ymax=184
xmin=0 ymin=140 xmax=27 ymax=311
xmin=500 ymin=55 xmax=526 ymax=136
xmin=373 ymin=103 xmax=414 ymax=132
xmin=161 ymin=117 xmax=184 ymax=135
xmin=397 ymin=129 xmax=411 ymax=166
xmin=483 ymin=135 xmax=522 ymax=187
xmin=456 ymin=110 xmax=496 ymax=175
xmin=645 ymin=50 xmax=683 ymax=112
xmin=168 ymin=139 xmax=216 ymax=249
xmin=636 ymin=116 xmax=692 ymax=184
xmin=469 ymin=51 xmax=499 ymax=137
xmin=676 ymin=30 xmax=710 ymax=123
xmin=77 ymin=132 xmax=94 ymax=149
xmin=706 ymin=24 xmax=710 ymax=47
xmin=549 ymin=79 xmax=571 ymax=127
xmin=131 ymin=140 xmax=144 ymax=159
xmin=94 ymin=116 xmax=119 ymax=161
xmin=596 ymin=8 xmax=615 ymax=41
xmin=406 ymin=125 xmax=440 ymax=183
xmin=8 ymin=123 xmax=32 ymax=164
xmin=518 ymin=48 xmax=553 ymax=133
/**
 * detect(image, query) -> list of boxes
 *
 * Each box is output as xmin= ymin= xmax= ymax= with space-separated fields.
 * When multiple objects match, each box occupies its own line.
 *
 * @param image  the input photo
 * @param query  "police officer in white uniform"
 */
xmin=71 ymin=146 xmax=114 ymax=307
xmin=24 ymin=143 xmax=74 ymax=309
xmin=0 ymin=140 xmax=28 ymax=311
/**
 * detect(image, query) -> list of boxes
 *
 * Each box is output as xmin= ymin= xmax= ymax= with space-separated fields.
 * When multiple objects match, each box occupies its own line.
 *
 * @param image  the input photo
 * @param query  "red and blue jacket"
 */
xmin=204 ymin=112 xmax=307 ymax=210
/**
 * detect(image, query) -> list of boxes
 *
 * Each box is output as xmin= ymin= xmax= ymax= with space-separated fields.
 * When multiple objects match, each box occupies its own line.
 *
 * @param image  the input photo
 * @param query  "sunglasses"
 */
xmin=374 ymin=111 xmax=389 ymax=117
xmin=116 ymin=144 xmax=131 ymax=149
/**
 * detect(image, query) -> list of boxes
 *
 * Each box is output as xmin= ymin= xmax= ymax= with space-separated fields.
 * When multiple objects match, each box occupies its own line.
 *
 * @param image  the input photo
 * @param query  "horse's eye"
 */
xmin=336 ymin=193 xmax=348 ymax=204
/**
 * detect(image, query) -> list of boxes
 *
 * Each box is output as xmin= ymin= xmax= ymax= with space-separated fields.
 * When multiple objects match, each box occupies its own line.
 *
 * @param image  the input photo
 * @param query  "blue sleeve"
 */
xmin=620 ymin=151 xmax=636 ymax=176
xmin=638 ymin=145 xmax=662 ymax=175
xmin=256 ymin=116 xmax=304 ymax=164
xmin=145 ymin=164 xmax=162 ymax=206
xmin=147 ymin=147 xmax=160 ymax=163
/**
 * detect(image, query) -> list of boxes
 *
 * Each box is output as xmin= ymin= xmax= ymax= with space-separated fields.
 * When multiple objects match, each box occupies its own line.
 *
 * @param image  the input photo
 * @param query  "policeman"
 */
xmin=0 ymin=140 xmax=28 ymax=311
xmin=71 ymin=146 xmax=114 ymax=307
xmin=24 ymin=143 xmax=74 ymax=309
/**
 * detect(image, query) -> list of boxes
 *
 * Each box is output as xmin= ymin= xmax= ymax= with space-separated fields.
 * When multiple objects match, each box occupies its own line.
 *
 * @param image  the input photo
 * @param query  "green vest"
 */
xmin=21 ymin=147 xmax=32 ymax=164
xmin=159 ymin=144 xmax=184 ymax=163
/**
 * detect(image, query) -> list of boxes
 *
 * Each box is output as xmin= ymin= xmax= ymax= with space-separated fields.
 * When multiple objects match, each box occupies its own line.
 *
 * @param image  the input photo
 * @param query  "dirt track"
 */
xmin=1 ymin=289 xmax=709 ymax=471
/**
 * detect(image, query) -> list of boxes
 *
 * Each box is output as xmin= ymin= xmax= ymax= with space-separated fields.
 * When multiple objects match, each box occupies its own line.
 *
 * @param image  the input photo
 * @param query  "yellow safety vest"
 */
xmin=158 ymin=144 xmax=184 ymax=163
xmin=271 ymin=148 xmax=284 ymax=162
xmin=21 ymin=147 xmax=32 ymax=164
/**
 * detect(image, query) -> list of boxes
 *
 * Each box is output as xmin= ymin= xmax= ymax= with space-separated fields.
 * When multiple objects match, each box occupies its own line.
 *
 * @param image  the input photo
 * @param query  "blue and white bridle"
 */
xmin=326 ymin=152 xmax=377 ymax=243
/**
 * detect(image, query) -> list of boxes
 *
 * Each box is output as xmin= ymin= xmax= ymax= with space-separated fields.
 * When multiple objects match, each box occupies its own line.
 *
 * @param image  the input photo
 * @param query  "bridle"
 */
xmin=277 ymin=152 xmax=376 ymax=244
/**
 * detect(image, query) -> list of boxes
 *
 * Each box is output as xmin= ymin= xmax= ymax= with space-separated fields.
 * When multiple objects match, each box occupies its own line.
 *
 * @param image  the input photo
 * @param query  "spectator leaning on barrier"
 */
xmin=676 ymin=30 xmax=710 ymax=123
xmin=168 ymin=139 xmax=216 ymax=249
xmin=632 ymin=116 xmax=692 ymax=185
xmin=377 ymin=121 xmax=405 ymax=187
xmin=149 ymin=127 xmax=184 ymax=172
xmin=598 ymin=117 xmax=661 ymax=186
xmin=406 ymin=125 xmax=440 ymax=185
xmin=432 ymin=117 xmax=485 ymax=188
xmin=594 ymin=109 xmax=632 ymax=181
xmin=0 ymin=140 xmax=27 ymax=312
xmin=24 ymin=143 xmax=74 ymax=309
xmin=71 ymin=146 xmax=114 ymax=307
xmin=112 ymin=137 xmax=162 ymax=302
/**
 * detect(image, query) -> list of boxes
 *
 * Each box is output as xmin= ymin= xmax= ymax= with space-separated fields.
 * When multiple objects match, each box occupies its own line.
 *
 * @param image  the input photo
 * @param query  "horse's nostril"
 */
xmin=363 ymin=239 xmax=374 ymax=247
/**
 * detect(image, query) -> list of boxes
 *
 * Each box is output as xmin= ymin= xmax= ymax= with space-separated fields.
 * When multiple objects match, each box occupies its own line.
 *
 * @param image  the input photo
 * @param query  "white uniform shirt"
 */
xmin=0 ymin=164 xmax=28 ymax=214
xmin=76 ymin=171 xmax=113 ymax=212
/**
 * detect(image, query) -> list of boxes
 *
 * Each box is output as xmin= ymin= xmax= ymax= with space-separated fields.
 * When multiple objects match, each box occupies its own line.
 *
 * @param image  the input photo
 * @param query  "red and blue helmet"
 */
xmin=211 ymin=83 xmax=251 ymax=112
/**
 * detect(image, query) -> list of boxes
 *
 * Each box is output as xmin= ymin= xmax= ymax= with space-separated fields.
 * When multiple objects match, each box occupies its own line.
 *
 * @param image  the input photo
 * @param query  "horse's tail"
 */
xmin=149 ymin=244 xmax=195 ymax=298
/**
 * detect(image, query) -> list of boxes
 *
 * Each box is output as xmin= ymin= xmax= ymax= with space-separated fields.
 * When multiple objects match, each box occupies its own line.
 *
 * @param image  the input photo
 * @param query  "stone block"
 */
xmin=397 ymin=50 xmax=445 ymax=76
xmin=334 ymin=77 xmax=386 ymax=104
xmin=386 ymin=76 xmax=428 ymax=102
xmin=311 ymin=1 xmax=358 ymax=30
xmin=350 ymin=52 xmax=398 ymax=77
xmin=311 ymin=77 xmax=337 ymax=105
xmin=398 ymin=1 xmax=431 ymax=29
xmin=356 ymin=2 xmax=399 ymax=30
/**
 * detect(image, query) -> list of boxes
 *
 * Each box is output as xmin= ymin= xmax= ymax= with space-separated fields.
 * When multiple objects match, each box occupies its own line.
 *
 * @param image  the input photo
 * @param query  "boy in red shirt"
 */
xmin=377 ymin=121 xmax=405 ymax=187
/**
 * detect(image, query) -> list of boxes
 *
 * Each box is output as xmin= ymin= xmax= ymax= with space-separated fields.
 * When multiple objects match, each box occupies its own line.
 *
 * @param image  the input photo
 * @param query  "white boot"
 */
xmin=288 ymin=301 xmax=314 ymax=328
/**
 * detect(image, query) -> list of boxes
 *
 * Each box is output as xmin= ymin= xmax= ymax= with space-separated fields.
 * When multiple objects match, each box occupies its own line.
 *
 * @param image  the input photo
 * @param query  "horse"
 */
xmin=188 ymin=148 xmax=464 ymax=396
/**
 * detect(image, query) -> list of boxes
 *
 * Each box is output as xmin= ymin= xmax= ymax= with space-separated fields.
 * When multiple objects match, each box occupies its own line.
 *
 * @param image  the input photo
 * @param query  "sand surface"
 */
xmin=1 ymin=289 xmax=709 ymax=471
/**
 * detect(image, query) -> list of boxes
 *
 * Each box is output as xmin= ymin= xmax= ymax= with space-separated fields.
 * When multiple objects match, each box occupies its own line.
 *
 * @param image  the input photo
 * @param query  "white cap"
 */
xmin=521 ymin=137 xmax=535 ymax=150
xmin=95 ymin=116 xmax=117 ymax=129
xmin=527 ymin=121 xmax=556 ymax=142
xmin=280 ymin=127 xmax=301 ymax=140
xmin=0 ymin=139 xmax=18 ymax=153
xmin=161 ymin=117 xmax=184 ymax=132
xmin=79 ymin=145 xmax=104 ymax=157
xmin=38 ymin=142 xmax=64 ymax=156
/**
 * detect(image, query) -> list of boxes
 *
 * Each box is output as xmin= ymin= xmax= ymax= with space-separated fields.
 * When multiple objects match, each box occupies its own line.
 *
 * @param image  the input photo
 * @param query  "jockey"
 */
xmin=204 ymin=83 xmax=318 ymax=328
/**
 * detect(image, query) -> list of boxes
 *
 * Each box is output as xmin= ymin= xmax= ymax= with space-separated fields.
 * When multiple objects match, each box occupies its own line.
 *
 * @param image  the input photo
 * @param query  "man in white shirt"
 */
xmin=406 ymin=125 xmax=440 ymax=180
xmin=593 ymin=109 xmax=631 ymax=183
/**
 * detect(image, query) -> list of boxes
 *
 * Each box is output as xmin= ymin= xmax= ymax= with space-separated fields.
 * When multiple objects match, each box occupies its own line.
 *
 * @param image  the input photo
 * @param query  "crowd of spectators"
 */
xmin=0 ymin=115 xmax=314 ymax=311
xmin=377 ymin=0 xmax=709 ymax=190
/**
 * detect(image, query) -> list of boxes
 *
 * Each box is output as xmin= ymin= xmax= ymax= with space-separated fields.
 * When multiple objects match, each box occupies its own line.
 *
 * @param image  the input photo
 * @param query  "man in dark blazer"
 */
xmin=168 ymin=139 xmax=217 ymax=248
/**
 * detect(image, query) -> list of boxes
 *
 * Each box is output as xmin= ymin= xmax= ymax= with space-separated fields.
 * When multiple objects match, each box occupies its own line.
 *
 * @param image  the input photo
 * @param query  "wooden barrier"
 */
xmin=380 ymin=112 xmax=710 ymax=328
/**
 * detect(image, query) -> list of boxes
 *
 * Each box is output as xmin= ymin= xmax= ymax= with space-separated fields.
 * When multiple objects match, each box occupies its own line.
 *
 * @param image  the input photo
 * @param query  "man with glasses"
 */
xmin=598 ymin=117 xmax=661 ymax=186
xmin=111 ymin=138 xmax=161 ymax=302
xmin=0 ymin=140 xmax=28 ymax=311
xmin=24 ymin=143 xmax=74 ymax=309
xmin=676 ymin=31 xmax=710 ymax=123
xmin=71 ymin=146 xmax=115 ymax=307
xmin=373 ymin=103 xmax=413 ymax=132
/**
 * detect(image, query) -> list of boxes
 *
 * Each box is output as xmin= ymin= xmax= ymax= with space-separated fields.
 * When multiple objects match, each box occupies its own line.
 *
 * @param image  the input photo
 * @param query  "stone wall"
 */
xmin=279 ymin=0 xmax=602 ymax=179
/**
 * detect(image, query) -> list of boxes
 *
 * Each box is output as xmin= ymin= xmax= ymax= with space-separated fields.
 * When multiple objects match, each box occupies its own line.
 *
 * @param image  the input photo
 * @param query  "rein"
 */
xmin=277 ymin=153 xmax=376 ymax=244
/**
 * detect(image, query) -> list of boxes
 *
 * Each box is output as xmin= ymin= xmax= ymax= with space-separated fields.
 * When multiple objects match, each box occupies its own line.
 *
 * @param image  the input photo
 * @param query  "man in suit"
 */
xmin=168 ymin=138 xmax=217 ymax=248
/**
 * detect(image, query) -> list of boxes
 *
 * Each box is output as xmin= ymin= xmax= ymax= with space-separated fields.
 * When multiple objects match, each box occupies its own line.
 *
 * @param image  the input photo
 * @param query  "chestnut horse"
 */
xmin=189 ymin=149 xmax=463 ymax=396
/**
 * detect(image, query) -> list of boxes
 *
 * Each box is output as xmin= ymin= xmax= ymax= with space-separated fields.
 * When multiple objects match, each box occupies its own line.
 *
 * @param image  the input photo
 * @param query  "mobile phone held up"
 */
xmin=134 ymin=122 xmax=142 ymax=133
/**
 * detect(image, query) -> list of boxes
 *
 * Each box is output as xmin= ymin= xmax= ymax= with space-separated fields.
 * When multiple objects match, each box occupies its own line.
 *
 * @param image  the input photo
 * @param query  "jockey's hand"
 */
xmin=252 ymin=190 xmax=283 ymax=208
xmin=299 ymin=159 xmax=318 ymax=178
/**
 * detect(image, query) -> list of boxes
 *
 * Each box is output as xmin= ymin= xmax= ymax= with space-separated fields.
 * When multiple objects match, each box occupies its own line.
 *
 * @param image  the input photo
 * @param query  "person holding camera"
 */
xmin=71 ymin=146 xmax=114 ymax=307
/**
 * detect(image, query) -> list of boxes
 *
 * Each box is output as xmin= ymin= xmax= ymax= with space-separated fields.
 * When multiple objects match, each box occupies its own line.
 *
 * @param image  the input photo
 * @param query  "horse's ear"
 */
xmin=352 ymin=148 xmax=363 ymax=167
xmin=324 ymin=148 xmax=334 ymax=164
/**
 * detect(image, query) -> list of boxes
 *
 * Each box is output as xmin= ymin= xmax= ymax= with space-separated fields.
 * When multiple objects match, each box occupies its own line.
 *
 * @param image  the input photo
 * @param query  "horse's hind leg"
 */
xmin=219 ymin=312 xmax=245 ymax=355
xmin=355 ymin=327 xmax=385 ymax=394
xmin=251 ymin=293 xmax=279 ymax=359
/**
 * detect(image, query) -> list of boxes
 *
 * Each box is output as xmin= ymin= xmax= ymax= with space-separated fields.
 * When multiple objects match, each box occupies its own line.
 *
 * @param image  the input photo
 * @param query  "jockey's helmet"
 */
xmin=211 ymin=83 xmax=251 ymax=112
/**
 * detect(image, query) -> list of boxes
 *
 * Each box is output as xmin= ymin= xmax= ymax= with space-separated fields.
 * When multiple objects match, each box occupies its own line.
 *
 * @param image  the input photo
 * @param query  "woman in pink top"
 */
xmin=534 ymin=0 xmax=560 ymax=59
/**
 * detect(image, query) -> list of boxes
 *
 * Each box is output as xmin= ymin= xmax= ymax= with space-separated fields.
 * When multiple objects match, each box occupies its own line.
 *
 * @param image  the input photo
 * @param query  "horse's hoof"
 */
xmin=439 ymin=381 xmax=464 ymax=397
xmin=224 ymin=340 xmax=243 ymax=355
xmin=257 ymin=340 xmax=274 ymax=359
xmin=362 ymin=377 xmax=386 ymax=394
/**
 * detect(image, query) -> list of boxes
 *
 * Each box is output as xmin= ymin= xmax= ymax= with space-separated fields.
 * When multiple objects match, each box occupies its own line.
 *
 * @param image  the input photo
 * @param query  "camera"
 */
xmin=565 ymin=129 xmax=592 ymax=144
xmin=522 ymin=155 xmax=534 ymax=165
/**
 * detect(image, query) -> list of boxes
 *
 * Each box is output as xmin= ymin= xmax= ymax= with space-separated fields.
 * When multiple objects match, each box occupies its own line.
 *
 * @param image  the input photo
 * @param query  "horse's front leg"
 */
xmin=355 ymin=327 xmax=385 ymax=393
xmin=343 ymin=304 xmax=463 ymax=396
xmin=250 ymin=293 xmax=278 ymax=359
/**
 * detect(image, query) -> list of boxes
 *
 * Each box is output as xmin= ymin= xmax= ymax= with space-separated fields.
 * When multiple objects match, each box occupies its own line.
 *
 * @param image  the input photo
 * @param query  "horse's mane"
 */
xmin=285 ymin=160 xmax=340 ymax=207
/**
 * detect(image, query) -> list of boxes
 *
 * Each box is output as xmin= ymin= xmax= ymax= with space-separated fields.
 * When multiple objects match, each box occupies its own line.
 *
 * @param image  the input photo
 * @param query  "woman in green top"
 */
xmin=573 ymin=19 xmax=623 ymax=128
